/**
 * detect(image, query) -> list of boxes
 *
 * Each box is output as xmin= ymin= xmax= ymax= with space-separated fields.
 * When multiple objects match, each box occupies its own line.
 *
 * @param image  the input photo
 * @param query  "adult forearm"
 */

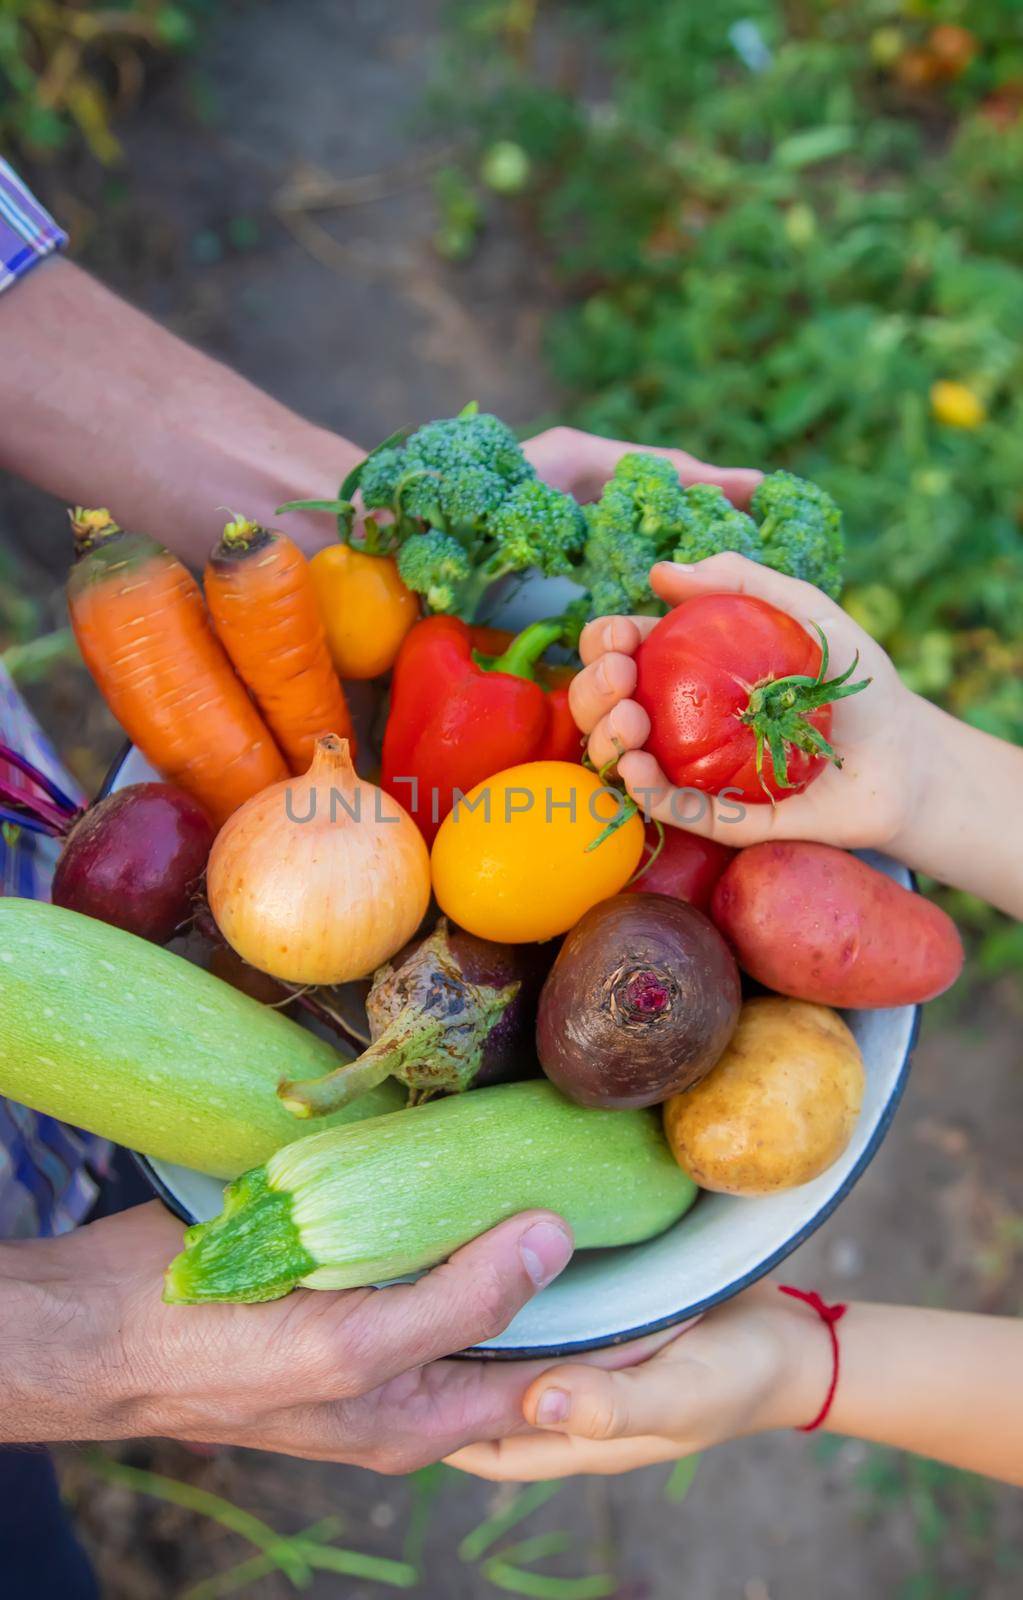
xmin=890 ymin=695 xmax=1023 ymax=918
xmin=0 ymin=1238 xmax=133 ymax=1444
xmin=0 ymin=259 xmax=360 ymax=565
xmin=821 ymin=1303 xmax=1023 ymax=1484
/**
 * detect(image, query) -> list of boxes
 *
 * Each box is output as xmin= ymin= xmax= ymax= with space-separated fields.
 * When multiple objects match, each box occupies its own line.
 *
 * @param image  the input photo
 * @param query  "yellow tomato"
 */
xmin=309 ymin=545 xmax=419 ymax=679
xmin=431 ymin=760 xmax=645 ymax=944
xmin=930 ymin=380 xmax=986 ymax=430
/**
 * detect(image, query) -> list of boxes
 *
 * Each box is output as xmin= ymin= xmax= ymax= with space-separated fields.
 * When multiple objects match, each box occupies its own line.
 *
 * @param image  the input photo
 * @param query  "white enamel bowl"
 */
xmin=106 ymin=743 xmax=918 ymax=1357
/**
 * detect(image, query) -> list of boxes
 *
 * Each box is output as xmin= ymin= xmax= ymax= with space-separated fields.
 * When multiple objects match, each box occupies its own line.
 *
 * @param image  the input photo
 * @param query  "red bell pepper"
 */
xmin=382 ymin=615 xmax=581 ymax=844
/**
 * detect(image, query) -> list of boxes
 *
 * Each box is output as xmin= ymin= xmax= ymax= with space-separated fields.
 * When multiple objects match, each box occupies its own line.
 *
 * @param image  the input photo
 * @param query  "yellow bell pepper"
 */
xmin=309 ymin=545 xmax=419 ymax=680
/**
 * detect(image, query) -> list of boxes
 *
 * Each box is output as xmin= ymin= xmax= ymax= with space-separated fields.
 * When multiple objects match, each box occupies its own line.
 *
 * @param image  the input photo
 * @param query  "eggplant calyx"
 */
xmin=605 ymin=962 xmax=679 ymax=1030
xmin=278 ymin=922 xmax=522 ymax=1115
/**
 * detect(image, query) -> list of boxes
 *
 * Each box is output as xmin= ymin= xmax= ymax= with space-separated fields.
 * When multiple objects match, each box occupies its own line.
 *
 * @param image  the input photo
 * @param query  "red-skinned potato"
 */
xmin=627 ymin=824 xmax=735 ymax=912
xmin=711 ymin=842 xmax=963 ymax=1008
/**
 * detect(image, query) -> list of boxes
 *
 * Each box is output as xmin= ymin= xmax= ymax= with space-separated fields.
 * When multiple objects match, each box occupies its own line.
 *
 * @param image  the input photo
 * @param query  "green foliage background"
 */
xmin=432 ymin=0 xmax=1023 ymax=753
xmin=0 ymin=0 xmax=214 ymax=161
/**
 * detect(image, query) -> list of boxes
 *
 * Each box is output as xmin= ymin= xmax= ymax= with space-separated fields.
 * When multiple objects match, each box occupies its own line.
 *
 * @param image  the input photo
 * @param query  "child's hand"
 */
xmin=569 ymin=553 xmax=925 ymax=855
xmin=447 ymin=1283 xmax=831 ymax=1481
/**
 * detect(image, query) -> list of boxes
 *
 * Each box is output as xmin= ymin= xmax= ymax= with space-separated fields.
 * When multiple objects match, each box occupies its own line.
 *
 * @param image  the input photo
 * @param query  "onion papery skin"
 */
xmin=207 ymin=734 xmax=431 ymax=984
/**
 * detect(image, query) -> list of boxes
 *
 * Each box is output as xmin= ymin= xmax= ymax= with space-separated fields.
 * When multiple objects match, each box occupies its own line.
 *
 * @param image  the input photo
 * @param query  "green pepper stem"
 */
xmin=479 ymin=618 xmax=564 ymax=680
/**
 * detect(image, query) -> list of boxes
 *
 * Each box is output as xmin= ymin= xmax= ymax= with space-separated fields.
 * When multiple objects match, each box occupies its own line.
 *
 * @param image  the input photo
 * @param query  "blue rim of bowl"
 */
xmin=104 ymin=742 xmax=922 ymax=1360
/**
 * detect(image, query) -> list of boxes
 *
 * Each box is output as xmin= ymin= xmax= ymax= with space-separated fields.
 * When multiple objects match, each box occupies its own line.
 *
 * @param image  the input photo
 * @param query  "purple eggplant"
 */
xmin=278 ymin=920 xmax=547 ymax=1116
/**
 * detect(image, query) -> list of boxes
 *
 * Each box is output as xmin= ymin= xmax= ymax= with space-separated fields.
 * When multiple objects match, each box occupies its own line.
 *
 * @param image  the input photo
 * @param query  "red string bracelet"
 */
xmin=777 ymin=1284 xmax=848 ymax=1432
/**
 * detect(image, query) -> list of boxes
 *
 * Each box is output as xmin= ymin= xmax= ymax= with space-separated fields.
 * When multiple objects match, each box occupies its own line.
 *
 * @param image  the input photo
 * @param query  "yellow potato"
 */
xmin=662 ymin=996 xmax=864 ymax=1196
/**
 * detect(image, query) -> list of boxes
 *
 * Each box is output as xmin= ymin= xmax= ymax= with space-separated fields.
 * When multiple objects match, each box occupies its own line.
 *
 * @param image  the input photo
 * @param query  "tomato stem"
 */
xmin=626 ymin=817 xmax=665 ymax=885
xmin=740 ymin=624 xmax=870 ymax=794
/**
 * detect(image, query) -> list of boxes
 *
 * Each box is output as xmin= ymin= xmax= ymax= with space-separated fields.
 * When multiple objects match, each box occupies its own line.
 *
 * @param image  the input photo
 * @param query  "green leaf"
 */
xmin=276 ymin=498 xmax=353 ymax=516
xmin=459 ymin=1481 xmax=561 ymax=1563
xmin=481 ymin=1560 xmax=616 ymax=1600
xmin=155 ymin=7 xmax=197 ymax=50
xmin=0 ymin=629 xmax=79 ymax=685
xmin=304 ymin=1545 xmax=417 ymax=1585
xmin=664 ymin=1453 xmax=701 ymax=1502
xmin=775 ymin=127 xmax=857 ymax=170
xmin=183 ymin=1519 xmax=343 ymax=1600
xmin=84 ymin=1451 xmax=311 ymax=1587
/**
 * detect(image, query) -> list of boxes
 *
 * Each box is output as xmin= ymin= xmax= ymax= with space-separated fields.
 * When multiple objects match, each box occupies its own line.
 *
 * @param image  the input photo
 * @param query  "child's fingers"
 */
xmin=618 ymin=750 xmax=775 ymax=847
xmin=650 ymin=554 xmax=847 ymax=623
xmin=578 ymin=614 xmax=657 ymax=666
xmin=616 ymin=751 xmax=714 ymax=839
xmin=523 ymin=1362 xmax=677 ymax=1443
xmin=447 ymin=1432 xmax=681 ymax=1481
xmin=568 ymin=652 xmax=638 ymax=736
xmin=585 ymin=699 xmax=650 ymax=772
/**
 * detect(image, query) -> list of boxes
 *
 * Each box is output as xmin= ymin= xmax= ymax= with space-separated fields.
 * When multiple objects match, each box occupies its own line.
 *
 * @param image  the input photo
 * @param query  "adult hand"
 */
xmin=1 ymin=1200 xmax=579 ymax=1471
xmin=522 ymin=425 xmax=761 ymax=507
xmin=569 ymin=553 xmax=921 ymax=855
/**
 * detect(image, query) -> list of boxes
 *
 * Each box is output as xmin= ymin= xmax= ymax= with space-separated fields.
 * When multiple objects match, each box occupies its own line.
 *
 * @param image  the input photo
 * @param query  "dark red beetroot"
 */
xmin=536 ymin=892 xmax=741 ymax=1110
xmin=51 ymin=784 xmax=215 ymax=943
xmin=628 ymin=824 xmax=735 ymax=911
xmin=0 ymin=742 xmax=214 ymax=945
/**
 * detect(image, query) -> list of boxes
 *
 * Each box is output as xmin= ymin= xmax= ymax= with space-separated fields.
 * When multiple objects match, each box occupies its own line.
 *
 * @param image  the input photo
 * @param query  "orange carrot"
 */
xmin=204 ymin=517 xmax=355 ymax=773
xmin=67 ymin=508 xmax=288 ymax=827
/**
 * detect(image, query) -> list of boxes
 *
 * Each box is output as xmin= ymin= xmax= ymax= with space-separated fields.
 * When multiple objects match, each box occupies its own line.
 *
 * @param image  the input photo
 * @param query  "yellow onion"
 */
xmin=207 ymin=733 xmax=430 ymax=984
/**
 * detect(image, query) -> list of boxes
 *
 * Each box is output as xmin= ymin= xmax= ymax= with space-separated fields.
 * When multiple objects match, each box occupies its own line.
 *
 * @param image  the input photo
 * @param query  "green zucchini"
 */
xmin=0 ymin=899 xmax=400 ymax=1178
xmin=163 ymin=1080 xmax=698 ymax=1303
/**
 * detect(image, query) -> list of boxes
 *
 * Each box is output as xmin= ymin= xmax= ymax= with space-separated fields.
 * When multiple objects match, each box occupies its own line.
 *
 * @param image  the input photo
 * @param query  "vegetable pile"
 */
xmin=0 ymin=408 xmax=965 ymax=1317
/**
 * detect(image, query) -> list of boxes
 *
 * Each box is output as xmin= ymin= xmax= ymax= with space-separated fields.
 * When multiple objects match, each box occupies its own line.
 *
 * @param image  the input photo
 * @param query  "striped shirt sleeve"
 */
xmin=0 ymin=156 xmax=67 ymax=294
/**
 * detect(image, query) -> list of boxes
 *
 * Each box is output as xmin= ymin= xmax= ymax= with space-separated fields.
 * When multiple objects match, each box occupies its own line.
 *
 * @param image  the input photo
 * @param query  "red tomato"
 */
xmin=633 ymin=593 xmax=856 ymax=804
xmin=628 ymin=824 xmax=735 ymax=911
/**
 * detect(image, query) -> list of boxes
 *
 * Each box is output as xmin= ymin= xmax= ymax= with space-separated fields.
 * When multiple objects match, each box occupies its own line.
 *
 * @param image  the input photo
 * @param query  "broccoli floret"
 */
xmin=359 ymin=447 xmax=407 ymax=511
xmin=435 ymin=464 xmax=509 ymax=531
xmin=350 ymin=408 xmax=596 ymax=618
xmin=751 ymin=470 xmax=845 ymax=599
xmin=405 ymin=412 xmax=535 ymax=491
xmin=578 ymin=453 xmax=709 ymax=615
xmin=672 ymin=483 xmax=762 ymax=565
xmin=487 ymin=478 xmax=588 ymax=579
xmin=582 ymin=515 xmax=664 ymax=616
xmin=396 ymin=529 xmax=471 ymax=614
xmin=576 ymin=452 xmax=796 ymax=616
xmin=600 ymin=453 xmax=691 ymax=541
